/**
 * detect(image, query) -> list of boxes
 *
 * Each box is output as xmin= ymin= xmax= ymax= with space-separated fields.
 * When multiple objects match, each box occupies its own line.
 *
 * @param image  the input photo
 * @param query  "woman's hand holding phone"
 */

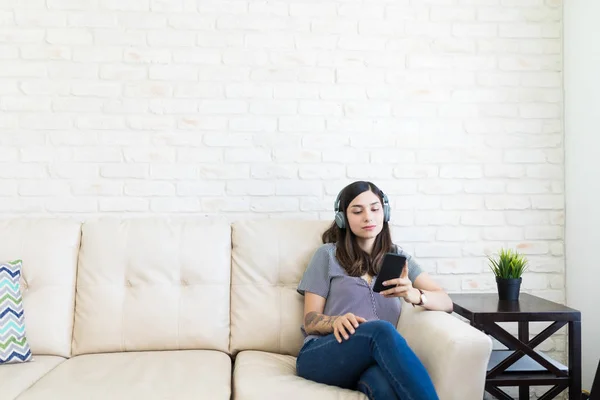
xmin=380 ymin=261 xmax=421 ymax=304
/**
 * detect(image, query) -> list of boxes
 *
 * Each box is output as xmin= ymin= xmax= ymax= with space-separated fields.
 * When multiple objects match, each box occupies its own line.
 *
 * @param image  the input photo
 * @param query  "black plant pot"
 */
xmin=496 ymin=277 xmax=522 ymax=301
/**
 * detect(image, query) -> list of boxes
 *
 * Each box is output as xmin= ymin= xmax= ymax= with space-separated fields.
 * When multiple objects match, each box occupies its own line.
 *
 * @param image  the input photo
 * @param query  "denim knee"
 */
xmin=360 ymin=320 xmax=403 ymax=339
xmin=357 ymin=320 xmax=405 ymax=342
xmin=361 ymin=320 xmax=394 ymax=330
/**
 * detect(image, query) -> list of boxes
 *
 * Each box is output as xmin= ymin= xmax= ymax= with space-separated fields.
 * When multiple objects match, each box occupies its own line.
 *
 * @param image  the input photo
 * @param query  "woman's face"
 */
xmin=346 ymin=190 xmax=384 ymax=240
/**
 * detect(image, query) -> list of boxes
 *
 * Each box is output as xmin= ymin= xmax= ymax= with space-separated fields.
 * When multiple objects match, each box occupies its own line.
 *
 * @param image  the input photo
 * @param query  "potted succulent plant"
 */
xmin=488 ymin=248 xmax=528 ymax=301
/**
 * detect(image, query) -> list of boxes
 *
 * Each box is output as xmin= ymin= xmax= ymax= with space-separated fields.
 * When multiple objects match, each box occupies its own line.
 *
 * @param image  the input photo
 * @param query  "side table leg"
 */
xmin=569 ymin=321 xmax=581 ymax=400
xmin=519 ymin=321 xmax=529 ymax=400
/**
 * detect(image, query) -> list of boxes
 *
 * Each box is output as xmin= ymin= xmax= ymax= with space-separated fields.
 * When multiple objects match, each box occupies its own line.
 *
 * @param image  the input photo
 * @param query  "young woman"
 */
xmin=296 ymin=181 xmax=453 ymax=400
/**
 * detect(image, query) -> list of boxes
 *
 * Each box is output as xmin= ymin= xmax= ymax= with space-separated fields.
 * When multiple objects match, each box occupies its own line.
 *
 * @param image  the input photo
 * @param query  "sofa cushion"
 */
xmin=230 ymin=219 xmax=330 ymax=357
xmin=16 ymin=350 xmax=231 ymax=400
xmin=72 ymin=218 xmax=231 ymax=355
xmin=0 ymin=355 xmax=64 ymax=400
xmin=233 ymin=350 xmax=366 ymax=400
xmin=1 ymin=260 xmax=32 ymax=364
xmin=0 ymin=219 xmax=81 ymax=358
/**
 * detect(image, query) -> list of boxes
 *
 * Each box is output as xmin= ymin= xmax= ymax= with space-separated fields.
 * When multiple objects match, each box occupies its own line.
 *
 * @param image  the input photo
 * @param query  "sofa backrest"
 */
xmin=71 ymin=218 xmax=231 ymax=356
xmin=0 ymin=218 xmax=81 ymax=358
xmin=230 ymin=219 xmax=331 ymax=357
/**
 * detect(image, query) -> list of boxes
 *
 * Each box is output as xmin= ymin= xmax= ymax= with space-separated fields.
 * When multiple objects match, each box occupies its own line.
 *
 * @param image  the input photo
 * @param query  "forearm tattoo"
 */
xmin=304 ymin=311 xmax=338 ymax=334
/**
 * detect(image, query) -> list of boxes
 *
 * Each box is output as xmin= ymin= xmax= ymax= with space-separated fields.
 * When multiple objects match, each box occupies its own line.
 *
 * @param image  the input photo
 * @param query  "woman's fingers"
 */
xmin=338 ymin=318 xmax=349 ymax=340
xmin=343 ymin=319 xmax=355 ymax=335
xmin=383 ymin=285 xmax=411 ymax=297
xmin=334 ymin=315 xmax=369 ymax=343
xmin=382 ymin=285 xmax=398 ymax=295
xmin=400 ymin=263 xmax=409 ymax=279
xmin=334 ymin=327 xmax=342 ymax=343
xmin=396 ymin=285 xmax=411 ymax=294
xmin=382 ymin=277 xmax=399 ymax=286
xmin=383 ymin=278 xmax=411 ymax=287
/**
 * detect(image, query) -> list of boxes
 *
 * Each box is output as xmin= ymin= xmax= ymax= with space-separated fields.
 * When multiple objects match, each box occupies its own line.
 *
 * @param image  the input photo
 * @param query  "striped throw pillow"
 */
xmin=0 ymin=260 xmax=32 ymax=364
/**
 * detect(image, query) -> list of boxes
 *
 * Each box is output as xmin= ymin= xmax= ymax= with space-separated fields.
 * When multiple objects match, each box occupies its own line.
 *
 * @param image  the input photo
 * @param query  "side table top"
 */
xmin=449 ymin=293 xmax=581 ymax=322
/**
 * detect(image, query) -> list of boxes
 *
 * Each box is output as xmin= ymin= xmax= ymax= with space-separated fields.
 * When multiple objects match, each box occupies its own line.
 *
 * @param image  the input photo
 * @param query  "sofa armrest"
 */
xmin=396 ymin=303 xmax=493 ymax=400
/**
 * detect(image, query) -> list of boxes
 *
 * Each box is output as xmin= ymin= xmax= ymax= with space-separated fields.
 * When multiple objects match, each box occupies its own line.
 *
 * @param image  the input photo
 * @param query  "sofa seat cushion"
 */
xmin=0 ymin=355 xmax=64 ymax=400
xmin=233 ymin=351 xmax=366 ymax=400
xmin=16 ymin=350 xmax=231 ymax=400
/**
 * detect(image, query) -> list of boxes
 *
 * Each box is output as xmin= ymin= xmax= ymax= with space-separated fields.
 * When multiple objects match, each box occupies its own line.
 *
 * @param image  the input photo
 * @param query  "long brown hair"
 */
xmin=322 ymin=181 xmax=393 ymax=277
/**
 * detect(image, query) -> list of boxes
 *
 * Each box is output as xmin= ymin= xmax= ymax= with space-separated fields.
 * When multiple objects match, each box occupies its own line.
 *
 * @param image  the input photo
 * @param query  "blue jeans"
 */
xmin=296 ymin=320 xmax=439 ymax=400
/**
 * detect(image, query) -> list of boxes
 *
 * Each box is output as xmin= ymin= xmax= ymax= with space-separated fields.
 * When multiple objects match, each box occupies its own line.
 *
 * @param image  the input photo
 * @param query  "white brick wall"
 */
xmin=0 ymin=0 xmax=565 ymax=389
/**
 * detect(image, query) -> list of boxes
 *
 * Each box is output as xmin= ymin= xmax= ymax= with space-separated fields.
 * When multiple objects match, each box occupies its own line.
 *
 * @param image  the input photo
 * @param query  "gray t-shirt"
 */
xmin=297 ymin=243 xmax=423 ymax=344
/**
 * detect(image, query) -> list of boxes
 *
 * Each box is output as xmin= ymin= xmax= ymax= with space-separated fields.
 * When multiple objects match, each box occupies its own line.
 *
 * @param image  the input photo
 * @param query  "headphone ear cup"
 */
xmin=382 ymin=193 xmax=391 ymax=223
xmin=335 ymin=211 xmax=346 ymax=229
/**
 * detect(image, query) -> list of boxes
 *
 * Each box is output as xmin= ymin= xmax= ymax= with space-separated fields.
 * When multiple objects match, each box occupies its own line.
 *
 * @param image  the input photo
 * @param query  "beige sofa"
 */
xmin=1 ymin=217 xmax=493 ymax=400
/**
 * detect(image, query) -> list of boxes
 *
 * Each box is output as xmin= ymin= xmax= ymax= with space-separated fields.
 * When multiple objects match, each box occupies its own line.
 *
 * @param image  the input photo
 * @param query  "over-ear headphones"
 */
xmin=334 ymin=188 xmax=391 ymax=229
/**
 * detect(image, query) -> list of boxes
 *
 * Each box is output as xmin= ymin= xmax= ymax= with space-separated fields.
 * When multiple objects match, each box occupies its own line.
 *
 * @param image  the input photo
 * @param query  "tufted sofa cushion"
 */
xmin=71 ymin=218 xmax=232 ymax=355
xmin=0 ymin=218 xmax=80 ymax=358
xmin=230 ymin=219 xmax=330 ymax=357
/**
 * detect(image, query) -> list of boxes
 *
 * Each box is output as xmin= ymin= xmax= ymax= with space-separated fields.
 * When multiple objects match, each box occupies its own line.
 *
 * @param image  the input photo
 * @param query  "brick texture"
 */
xmin=0 ymin=0 xmax=565 ymax=384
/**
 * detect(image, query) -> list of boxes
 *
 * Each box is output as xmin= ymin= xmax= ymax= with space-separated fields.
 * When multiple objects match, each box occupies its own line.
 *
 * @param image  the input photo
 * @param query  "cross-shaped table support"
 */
xmin=450 ymin=293 xmax=582 ymax=400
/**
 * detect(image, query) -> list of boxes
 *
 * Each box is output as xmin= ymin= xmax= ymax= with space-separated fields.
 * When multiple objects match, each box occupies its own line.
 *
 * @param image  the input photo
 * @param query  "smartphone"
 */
xmin=372 ymin=253 xmax=407 ymax=293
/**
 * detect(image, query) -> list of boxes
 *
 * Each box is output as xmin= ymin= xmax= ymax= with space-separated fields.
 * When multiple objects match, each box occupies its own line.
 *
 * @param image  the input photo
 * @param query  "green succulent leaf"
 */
xmin=487 ymin=248 xmax=528 ymax=279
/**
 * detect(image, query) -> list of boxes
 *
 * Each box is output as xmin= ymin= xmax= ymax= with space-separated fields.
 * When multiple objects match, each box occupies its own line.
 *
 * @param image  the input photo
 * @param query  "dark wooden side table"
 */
xmin=450 ymin=293 xmax=581 ymax=400
xmin=583 ymin=359 xmax=599 ymax=399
